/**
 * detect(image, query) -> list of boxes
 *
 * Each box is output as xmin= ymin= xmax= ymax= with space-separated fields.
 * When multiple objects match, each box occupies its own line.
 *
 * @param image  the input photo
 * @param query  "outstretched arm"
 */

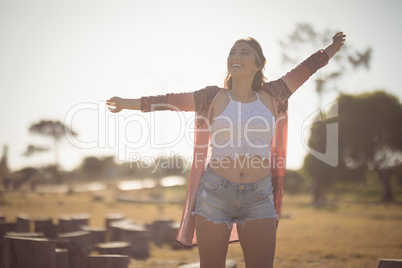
xmin=278 ymin=31 xmax=346 ymax=94
xmin=107 ymin=86 xmax=221 ymax=114
xmin=106 ymin=97 xmax=140 ymax=113
xmin=324 ymin=32 xmax=346 ymax=60
xmin=106 ymin=91 xmax=196 ymax=113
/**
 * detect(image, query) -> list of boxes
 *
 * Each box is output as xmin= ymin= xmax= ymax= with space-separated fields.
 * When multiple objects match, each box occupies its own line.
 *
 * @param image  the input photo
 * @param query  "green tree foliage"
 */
xmin=10 ymin=167 xmax=39 ymax=190
xmin=284 ymin=169 xmax=307 ymax=194
xmin=305 ymin=91 xmax=402 ymax=202
xmin=152 ymin=155 xmax=190 ymax=178
xmin=80 ymin=156 xmax=116 ymax=180
xmin=391 ymin=164 xmax=402 ymax=187
xmin=77 ymin=154 xmax=190 ymax=180
xmin=0 ymin=145 xmax=9 ymax=176
xmin=23 ymin=144 xmax=49 ymax=156
xmin=0 ymin=145 xmax=10 ymax=190
xmin=338 ymin=91 xmax=402 ymax=201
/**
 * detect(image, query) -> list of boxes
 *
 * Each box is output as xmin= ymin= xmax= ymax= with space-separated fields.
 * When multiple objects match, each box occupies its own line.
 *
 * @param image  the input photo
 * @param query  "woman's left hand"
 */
xmin=324 ymin=32 xmax=346 ymax=59
xmin=331 ymin=32 xmax=346 ymax=52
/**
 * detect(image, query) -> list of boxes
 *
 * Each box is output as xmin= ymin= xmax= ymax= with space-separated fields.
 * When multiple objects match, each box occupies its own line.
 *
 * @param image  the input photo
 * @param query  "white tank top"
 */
xmin=210 ymin=90 xmax=276 ymax=160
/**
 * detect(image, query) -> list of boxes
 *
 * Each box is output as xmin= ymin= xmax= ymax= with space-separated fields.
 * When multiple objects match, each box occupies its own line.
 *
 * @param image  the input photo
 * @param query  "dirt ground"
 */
xmin=1 ymin=187 xmax=401 ymax=267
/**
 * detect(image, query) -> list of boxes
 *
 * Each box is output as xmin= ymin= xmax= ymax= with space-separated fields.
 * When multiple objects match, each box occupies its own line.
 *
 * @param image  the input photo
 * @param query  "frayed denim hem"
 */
xmin=191 ymin=211 xmax=233 ymax=230
xmin=236 ymin=215 xmax=279 ymax=227
xmin=192 ymin=211 xmax=278 ymax=230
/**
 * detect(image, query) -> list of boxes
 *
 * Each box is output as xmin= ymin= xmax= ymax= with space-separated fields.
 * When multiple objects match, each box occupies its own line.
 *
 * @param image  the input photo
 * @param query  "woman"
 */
xmin=107 ymin=32 xmax=346 ymax=268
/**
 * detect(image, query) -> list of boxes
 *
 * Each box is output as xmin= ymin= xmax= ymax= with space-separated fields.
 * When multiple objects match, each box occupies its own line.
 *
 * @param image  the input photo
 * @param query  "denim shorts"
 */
xmin=192 ymin=166 xmax=278 ymax=230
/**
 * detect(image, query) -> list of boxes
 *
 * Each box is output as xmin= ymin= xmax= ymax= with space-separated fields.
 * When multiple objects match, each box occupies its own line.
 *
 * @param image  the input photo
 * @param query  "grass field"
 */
xmin=1 ymin=186 xmax=401 ymax=268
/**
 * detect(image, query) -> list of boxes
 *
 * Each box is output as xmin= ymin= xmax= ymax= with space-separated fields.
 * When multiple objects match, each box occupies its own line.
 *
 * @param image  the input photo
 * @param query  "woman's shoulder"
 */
xmin=206 ymin=87 xmax=229 ymax=108
xmin=193 ymin=86 xmax=225 ymax=114
xmin=213 ymin=89 xmax=230 ymax=106
xmin=260 ymin=81 xmax=291 ymax=114
xmin=261 ymin=80 xmax=291 ymax=98
xmin=257 ymin=89 xmax=276 ymax=116
xmin=193 ymin=85 xmax=222 ymax=96
xmin=215 ymin=88 xmax=230 ymax=98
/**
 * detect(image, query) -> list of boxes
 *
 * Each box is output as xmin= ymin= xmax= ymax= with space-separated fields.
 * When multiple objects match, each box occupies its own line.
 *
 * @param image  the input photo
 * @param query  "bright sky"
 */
xmin=1 ymin=0 xmax=401 ymax=172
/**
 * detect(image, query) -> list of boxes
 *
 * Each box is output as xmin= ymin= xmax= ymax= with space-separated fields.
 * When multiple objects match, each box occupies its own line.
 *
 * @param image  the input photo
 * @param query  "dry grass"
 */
xmin=276 ymin=195 xmax=402 ymax=268
xmin=1 ymin=188 xmax=402 ymax=267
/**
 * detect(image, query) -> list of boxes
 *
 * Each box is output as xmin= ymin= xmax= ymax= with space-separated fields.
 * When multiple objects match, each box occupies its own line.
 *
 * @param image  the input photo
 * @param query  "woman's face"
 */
xmin=227 ymin=41 xmax=260 ymax=79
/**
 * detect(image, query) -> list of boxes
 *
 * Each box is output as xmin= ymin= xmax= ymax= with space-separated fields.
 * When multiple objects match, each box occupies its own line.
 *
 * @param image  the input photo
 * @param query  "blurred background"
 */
xmin=0 ymin=0 xmax=401 ymax=267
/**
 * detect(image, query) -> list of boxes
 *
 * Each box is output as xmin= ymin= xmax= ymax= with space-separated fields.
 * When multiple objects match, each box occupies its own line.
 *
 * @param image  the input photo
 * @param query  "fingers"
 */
xmin=106 ymin=96 xmax=122 ymax=113
xmin=107 ymin=103 xmax=120 ymax=113
xmin=333 ymin=32 xmax=346 ymax=47
xmin=106 ymin=101 xmax=116 ymax=108
xmin=106 ymin=98 xmax=117 ymax=113
xmin=106 ymin=100 xmax=116 ymax=106
xmin=107 ymin=107 xmax=117 ymax=113
xmin=334 ymin=32 xmax=346 ymax=40
xmin=106 ymin=97 xmax=116 ymax=104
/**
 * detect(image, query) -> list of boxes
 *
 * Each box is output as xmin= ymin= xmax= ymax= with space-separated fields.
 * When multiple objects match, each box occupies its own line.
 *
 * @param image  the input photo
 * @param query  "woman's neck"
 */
xmin=230 ymin=77 xmax=255 ymax=100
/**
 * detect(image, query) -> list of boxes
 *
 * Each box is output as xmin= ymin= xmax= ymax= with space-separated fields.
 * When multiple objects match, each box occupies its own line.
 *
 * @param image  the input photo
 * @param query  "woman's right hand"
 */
xmin=106 ymin=96 xmax=124 ymax=113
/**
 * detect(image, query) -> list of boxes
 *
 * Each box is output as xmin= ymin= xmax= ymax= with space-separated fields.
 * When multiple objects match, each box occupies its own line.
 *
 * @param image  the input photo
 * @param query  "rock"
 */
xmin=80 ymin=225 xmax=107 ymax=245
xmin=34 ymin=217 xmax=58 ymax=238
xmin=179 ymin=259 xmax=237 ymax=268
xmin=108 ymin=219 xmax=135 ymax=241
xmin=16 ymin=214 xmax=30 ymax=232
xmin=148 ymin=219 xmax=174 ymax=247
xmin=377 ymin=259 xmax=402 ymax=268
xmin=117 ymin=223 xmax=150 ymax=259
xmin=55 ymin=248 xmax=69 ymax=268
xmin=5 ymin=232 xmax=43 ymax=238
xmin=59 ymin=231 xmax=91 ymax=268
xmin=87 ymin=255 xmax=129 ymax=268
xmin=2 ymin=236 xmax=56 ymax=268
xmin=94 ymin=241 xmax=131 ymax=256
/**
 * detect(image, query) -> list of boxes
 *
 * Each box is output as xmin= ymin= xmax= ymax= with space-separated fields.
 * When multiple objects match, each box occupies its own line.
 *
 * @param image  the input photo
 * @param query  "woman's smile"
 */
xmin=227 ymin=42 xmax=259 ymax=76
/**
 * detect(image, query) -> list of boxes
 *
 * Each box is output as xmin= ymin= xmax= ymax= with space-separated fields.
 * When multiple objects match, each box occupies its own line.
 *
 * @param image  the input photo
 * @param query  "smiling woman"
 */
xmin=225 ymin=37 xmax=267 ymax=93
xmin=106 ymin=32 xmax=345 ymax=267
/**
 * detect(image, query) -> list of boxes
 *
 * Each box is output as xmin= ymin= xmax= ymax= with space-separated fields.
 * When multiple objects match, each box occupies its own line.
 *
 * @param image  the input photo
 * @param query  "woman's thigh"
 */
xmin=195 ymin=215 xmax=232 ymax=268
xmin=237 ymin=218 xmax=276 ymax=268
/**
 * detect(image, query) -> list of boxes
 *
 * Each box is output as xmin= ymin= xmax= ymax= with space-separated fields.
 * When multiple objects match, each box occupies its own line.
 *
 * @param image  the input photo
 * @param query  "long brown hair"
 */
xmin=224 ymin=37 xmax=267 ymax=91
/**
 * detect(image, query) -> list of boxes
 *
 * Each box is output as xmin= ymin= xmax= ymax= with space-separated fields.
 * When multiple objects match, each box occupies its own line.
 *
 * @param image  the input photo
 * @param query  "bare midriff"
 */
xmin=208 ymin=155 xmax=271 ymax=183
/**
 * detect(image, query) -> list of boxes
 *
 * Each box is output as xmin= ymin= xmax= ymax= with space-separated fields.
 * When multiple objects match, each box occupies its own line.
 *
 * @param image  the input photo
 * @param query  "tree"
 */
xmin=0 ymin=144 xmax=10 ymax=190
xmin=9 ymin=167 xmax=39 ymax=191
xmin=305 ymin=91 xmax=402 ymax=202
xmin=25 ymin=120 xmax=77 ymax=167
xmin=153 ymin=155 xmax=190 ymax=177
xmin=80 ymin=156 xmax=116 ymax=180
xmin=337 ymin=91 xmax=402 ymax=202
xmin=23 ymin=144 xmax=49 ymax=156
xmin=303 ymin=120 xmax=334 ymax=204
